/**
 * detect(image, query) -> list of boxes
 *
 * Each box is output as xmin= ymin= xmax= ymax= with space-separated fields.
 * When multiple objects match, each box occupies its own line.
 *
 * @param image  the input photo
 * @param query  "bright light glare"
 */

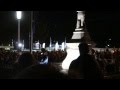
xmin=18 ymin=43 xmax=22 ymax=47
xmin=16 ymin=11 xmax=22 ymax=19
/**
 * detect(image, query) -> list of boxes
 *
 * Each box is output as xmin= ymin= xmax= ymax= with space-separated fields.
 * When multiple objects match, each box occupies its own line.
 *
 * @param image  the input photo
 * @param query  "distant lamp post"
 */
xmin=16 ymin=11 xmax=22 ymax=50
xmin=18 ymin=43 xmax=22 ymax=48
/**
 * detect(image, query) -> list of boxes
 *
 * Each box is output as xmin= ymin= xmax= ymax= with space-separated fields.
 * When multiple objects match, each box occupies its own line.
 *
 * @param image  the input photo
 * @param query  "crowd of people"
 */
xmin=89 ymin=48 xmax=120 ymax=77
xmin=32 ymin=49 xmax=67 ymax=63
xmin=0 ymin=44 xmax=120 ymax=79
xmin=0 ymin=48 xmax=67 ymax=79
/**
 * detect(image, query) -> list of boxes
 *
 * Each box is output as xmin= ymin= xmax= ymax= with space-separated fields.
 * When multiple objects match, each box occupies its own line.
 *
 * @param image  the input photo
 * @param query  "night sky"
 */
xmin=0 ymin=11 xmax=120 ymax=48
xmin=86 ymin=11 xmax=120 ymax=47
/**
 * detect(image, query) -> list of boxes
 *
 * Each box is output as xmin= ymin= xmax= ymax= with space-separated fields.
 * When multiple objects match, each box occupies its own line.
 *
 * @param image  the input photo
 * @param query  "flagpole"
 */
xmin=65 ymin=37 xmax=66 ymax=49
xmin=30 ymin=11 xmax=33 ymax=54
xmin=50 ymin=37 xmax=52 ymax=50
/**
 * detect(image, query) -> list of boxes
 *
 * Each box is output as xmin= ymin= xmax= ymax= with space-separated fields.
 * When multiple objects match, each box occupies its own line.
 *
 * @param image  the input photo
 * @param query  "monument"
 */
xmin=62 ymin=11 xmax=96 ymax=71
xmin=72 ymin=11 xmax=85 ymax=40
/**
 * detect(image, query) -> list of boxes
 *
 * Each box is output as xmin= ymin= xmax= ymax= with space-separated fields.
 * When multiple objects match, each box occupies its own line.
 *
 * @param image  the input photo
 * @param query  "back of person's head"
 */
xmin=79 ymin=43 xmax=89 ymax=54
xmin=41 ymin=48 xmax=46 ymax=53
xmin=18 ymin=52 xmax=36 ymax=68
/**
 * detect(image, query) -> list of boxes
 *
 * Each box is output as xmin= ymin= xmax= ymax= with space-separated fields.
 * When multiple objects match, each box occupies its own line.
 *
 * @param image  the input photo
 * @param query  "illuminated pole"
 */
xmin=30 ymin=11 xmax=33 ymax=54
xmin=23 ymin=40 xmax=24 ymax=50
xmin=65 ymin=37 xmax=67 ymax=50
xmin=16 ymin=11 xmax=22 ymax=50
xmin=18 ymin=19 xmax=20 ymax=44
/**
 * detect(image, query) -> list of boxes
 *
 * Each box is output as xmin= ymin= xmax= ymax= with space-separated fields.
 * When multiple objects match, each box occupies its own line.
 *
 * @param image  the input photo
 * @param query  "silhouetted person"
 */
xmin=68 ymin=43 xmax=104 ymax=79
xmin=13 ymin=52 xmax=37 ymax=75
xmin=40 ymin=48 xmax=48 ymax=64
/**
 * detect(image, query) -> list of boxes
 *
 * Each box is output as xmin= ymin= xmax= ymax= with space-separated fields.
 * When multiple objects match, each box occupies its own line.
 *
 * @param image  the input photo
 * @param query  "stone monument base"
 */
xmin=62 ymin=43 xmax=80 ymax=70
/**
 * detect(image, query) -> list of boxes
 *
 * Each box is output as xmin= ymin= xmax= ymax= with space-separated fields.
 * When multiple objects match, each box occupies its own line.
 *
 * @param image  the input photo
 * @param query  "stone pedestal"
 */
xmin=62 ymin=43 xmax=80 ymax=70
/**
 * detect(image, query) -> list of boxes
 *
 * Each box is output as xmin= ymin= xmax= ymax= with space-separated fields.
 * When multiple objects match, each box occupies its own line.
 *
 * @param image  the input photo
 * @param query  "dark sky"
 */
xmin=86 ymin=11 xmax=120 ymax=47
xmin=0 ymin=11 xmax=120 ymax=48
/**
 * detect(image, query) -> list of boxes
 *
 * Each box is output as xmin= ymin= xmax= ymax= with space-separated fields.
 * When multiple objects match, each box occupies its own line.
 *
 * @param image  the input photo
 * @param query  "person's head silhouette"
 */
xmin=78 ymin=43 xmax=89 ymax=54
xmin=18 ymin=52 xmax=36 ymax=68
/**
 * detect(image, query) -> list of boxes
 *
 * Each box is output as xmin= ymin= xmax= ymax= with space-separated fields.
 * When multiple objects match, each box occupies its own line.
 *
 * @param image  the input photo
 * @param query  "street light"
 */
xmin=16 ymin=11 xmax=22 ymax=50
xmin=16 ymin=11 xmax=22 ymax=19
xmin=18 ymin=43 xmax=22 ymax=47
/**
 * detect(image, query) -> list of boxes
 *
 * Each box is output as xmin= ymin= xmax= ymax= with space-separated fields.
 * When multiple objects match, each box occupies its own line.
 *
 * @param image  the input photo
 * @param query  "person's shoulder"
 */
xmin=70 ymin=58 xmax=80 ymax=66
xmin=72 ymin=56 xmax=81 ymax=63
xmin=70 ymin=60 xmax=76 ymax=65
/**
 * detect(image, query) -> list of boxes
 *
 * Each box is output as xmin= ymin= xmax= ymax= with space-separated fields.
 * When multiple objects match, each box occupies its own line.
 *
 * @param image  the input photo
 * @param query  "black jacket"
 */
xmin=68 ymin=54 xmax=104 ymax=79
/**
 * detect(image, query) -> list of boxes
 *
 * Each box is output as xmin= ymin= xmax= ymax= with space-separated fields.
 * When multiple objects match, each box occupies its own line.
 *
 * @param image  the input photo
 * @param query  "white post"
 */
xmin=23 ymin=40 xmax=24 ymax=50
xmin=16 ymin=11 xmax=22 ymax=50
xmin=30 ymin=11 xmax=33 ymax=54
xmin=18 ymin=19 xmax=20 ymax=46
